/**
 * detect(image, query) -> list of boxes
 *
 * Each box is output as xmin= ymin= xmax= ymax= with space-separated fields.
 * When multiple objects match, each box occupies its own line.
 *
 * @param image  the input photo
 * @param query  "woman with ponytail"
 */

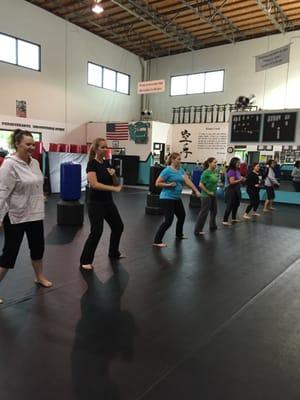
xmin=153 ymin=152 xmax=200 ymax=247
xmin=0 ymin=129 xmax=52 ymax=303
xmin=194 ymin=158 xmax=218 ymax=235
xmin=80 ymin=138 xmax=124 ymax=270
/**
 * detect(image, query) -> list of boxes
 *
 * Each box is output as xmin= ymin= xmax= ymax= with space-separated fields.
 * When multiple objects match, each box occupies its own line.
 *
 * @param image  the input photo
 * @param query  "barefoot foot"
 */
xmin=34 ymin=277 xmax=53 ymax=288
xmin=80 ymin=264 xmax=94 ymax=271
xmin=152 ymin=243 xmax=167 ymax=248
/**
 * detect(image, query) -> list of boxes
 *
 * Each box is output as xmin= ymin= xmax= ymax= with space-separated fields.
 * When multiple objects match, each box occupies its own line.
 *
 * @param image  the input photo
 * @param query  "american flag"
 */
xmin=106 ymin=123 xmax=129 ymax=140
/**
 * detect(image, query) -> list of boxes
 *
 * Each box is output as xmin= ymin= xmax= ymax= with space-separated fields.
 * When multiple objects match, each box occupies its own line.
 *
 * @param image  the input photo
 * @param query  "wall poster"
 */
xmin=172 ymin=123 xmax=228 ymax=162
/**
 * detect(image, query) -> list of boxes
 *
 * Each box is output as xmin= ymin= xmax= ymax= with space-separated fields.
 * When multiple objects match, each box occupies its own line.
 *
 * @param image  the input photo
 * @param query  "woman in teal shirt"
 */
xmin=153 ymin=152 xmax=200 ymax=247
xmin=194 ymin=157 xmax=218 ymax=235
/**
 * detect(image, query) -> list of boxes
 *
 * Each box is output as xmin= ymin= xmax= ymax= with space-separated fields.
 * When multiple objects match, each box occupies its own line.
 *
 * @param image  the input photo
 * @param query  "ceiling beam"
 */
xmin=56 ymin=0 xmax=167 ymax=58
xmin=26 ymin=0 xmax=172 ymax=58
xmin=89 ymin=20 xmax=166 ymax=58
xmin=255 ymin=0 xmax=293 ymax=33
xmin=110 ymin=0 xmax=203 ymax=51
xmin=178 ymin=0 xmax=243 ymax=43
xmin=85 ymin=12 xmax=168 ymax=58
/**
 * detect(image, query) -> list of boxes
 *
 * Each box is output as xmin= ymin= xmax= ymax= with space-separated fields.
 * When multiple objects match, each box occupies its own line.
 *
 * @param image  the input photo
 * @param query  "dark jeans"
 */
xmin=0 ymin=215 xmax=44 ymax=269
xmin=223 ymin=186 xmax=241 ymax=222
xmin=154 ymin=199 xmax=185 ymax=244
xmin=245 ymin=189 xmax=260 ymax=214
xmin=194 ymin=196 xmax=217 ymax=233
xmin=80 ymin=201 xmax=124 ymax=264
xmin=265 ymin=186 xmax=275 ymax=200
xmin=293 ymin=181 xmax=300 ymax=192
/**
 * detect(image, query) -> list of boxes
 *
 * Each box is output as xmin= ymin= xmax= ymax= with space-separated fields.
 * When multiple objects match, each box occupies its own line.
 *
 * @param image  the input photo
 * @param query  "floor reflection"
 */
xmin=71 ymin=267 xmax=137 ymax=400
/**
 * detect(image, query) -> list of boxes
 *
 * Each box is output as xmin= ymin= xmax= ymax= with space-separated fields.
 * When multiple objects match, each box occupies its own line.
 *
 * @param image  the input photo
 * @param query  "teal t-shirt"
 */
xmin=200 ymin=169 xmax=218 ymax=197
xmin=159 ymin=166 xmax=185 ymax=200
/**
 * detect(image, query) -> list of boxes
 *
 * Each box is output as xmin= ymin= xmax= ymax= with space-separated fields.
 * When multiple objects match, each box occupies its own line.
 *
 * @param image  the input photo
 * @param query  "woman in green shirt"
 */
xmin=194 ymin=157 xmax=218 ymax=236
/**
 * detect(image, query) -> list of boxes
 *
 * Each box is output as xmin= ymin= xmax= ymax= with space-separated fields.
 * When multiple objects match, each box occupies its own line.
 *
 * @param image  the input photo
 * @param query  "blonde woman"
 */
xmin=80 ymin=138 xmax=123 ymax=270
xmin=153 ymin=152 xmax=200 ymax=247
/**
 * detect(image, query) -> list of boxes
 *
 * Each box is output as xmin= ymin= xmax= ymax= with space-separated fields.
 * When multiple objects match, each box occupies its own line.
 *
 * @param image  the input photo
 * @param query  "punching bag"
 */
xmin=60 ymin=162 xmax=81 ymax=201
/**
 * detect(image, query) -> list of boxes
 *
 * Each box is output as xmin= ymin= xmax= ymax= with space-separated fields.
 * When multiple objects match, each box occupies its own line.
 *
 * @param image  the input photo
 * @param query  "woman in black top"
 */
xmin=80 ymin=138 xmax=123 ymax=270
xmin=243 ymin=163 xmax=261 ymax=219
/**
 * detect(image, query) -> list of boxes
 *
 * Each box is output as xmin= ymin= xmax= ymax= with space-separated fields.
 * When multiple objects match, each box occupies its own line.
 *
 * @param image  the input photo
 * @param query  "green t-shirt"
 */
xmin=200 ymin=169 xmax=218 ymax=197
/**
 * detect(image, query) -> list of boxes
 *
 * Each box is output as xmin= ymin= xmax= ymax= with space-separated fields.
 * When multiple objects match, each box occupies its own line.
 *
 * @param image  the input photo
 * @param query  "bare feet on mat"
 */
xmin=152 ymin=243 xmax=167 ymax=248
xmin=80 ymin=264 xmax=94 ymax=271
xmin=35 ymin=277 xmax=53 ymax=288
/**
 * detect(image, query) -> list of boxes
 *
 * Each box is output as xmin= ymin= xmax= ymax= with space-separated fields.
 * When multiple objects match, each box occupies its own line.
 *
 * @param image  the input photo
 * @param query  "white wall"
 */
xmin=151 ymin=121 xmax=173 ymax=147
xmin=149 ymin=31 xmax=300 ymax=123
xmin=0 ymin=0 xmax=142 ymax=145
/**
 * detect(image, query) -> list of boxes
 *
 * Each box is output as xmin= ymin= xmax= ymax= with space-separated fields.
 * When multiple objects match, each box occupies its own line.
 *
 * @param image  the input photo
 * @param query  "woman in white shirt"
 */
xmin=0 ymin=130 xmax=52 ymax=304
xmin=263 ymin=159 xmax=280 ymax=212
xmin=291 ymin=161 xmax=300 ymax=192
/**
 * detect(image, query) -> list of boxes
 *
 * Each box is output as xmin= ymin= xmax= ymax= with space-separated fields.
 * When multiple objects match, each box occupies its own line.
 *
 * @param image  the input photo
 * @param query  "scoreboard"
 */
xmin=262 ymin=112 xmax=297 ymax=142
xmin=231 ymin=114 xmax=261 ymax=142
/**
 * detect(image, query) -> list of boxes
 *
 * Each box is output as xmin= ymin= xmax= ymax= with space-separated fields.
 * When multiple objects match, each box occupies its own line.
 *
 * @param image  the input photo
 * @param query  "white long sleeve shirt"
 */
xmin=264 ymin=167 xmax=279 ymax=187
xmin=291 ymin=167 xmax=300 ymax=182
xmin=0 ymin=155 xmax=44 ymax=224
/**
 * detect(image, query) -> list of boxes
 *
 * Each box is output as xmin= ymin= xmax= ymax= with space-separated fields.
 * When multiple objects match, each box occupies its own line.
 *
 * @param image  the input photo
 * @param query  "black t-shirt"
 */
xmin=246 ymin=171 xmax=260 ymax=190
xmin=87 ymin=159 xmax=113 ymax=202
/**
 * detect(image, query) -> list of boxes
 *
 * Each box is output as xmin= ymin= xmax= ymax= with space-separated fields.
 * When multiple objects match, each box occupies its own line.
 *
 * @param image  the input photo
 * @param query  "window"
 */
xmin=170 ymin=75 xmax=187 ymax=96
xmin=117 ymin=72 xmax=130 ymax=94
xmin=103 ymin=68 xmax=116 ymax=91
xmin=17 ymin=40 xmax=40 ymax=70
xmin=204 ymin=70 xmax=224 ymax=93
xmin=187 ymin=73 xmax=204 ymax=94
xmin=0 ymin=34 xmax=16 ymax=64
xmin=88 ymin=62 xmax=102 ymax=87
xmin=0 ymin=130 xmax=41 ymax=153
xmin=170 ymin=69 xmax=224 ymax=96
xmin=87 ymin=61 xmax=130 ymax=95
xmin=0 ymin=33 xmax=40 ymax=71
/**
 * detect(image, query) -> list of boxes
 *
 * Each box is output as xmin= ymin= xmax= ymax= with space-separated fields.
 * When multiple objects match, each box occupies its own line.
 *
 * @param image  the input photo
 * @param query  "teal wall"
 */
xmin=137 ymin=154 xmax=154 ymax=185
xmin=241 ymin=188 xmax=300 ymax=205
xmin=137 ymin=158 xmax=198 ymax=185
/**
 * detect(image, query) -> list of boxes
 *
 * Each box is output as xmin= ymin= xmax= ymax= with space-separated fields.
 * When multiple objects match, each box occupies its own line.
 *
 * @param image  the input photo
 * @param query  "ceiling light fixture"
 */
xmin=92 ymin=0 xmax=104 ymax=14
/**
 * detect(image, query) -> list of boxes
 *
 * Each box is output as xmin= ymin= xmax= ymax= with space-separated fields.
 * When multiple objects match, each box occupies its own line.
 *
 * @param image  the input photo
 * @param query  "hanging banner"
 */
xmin=137 ymin=80 xmax=165 ymax=94
xmin=255 ymin=44 xmax=290 ymax=72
